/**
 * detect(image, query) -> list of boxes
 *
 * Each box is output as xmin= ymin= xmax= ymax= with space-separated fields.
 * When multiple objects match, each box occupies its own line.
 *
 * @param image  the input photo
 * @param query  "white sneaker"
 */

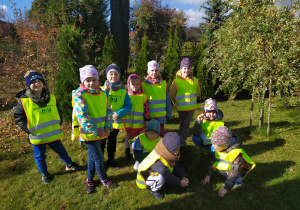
xmin=133 ymin=161 xmax=140 ymax=171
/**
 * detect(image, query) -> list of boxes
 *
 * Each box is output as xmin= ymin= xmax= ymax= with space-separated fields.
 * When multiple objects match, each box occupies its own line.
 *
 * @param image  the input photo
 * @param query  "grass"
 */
xmin=0 ymin=98 xmax=299 ymax=209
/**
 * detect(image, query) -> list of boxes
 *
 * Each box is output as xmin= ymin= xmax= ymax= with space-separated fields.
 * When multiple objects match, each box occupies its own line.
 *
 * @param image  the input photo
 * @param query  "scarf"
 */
xmin=26 ymin=88 xmax=51 ymax=107
xmin=154 ymin=139 xmax=179 ymax=168
xmin=104 ymin=80 xmax=123 ymax=91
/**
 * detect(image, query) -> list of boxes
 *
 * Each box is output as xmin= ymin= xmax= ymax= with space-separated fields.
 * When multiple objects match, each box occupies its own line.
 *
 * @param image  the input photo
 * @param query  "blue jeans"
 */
xmin=32 ymin=140 xmax=72 ymax=174
xmin=85 ymin=140 xmax=107 ymax=180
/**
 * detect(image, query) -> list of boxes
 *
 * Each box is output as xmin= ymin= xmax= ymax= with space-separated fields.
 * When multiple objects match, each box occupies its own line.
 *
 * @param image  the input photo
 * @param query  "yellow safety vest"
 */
xmin=142 ymin=81 xmax=167 ymax=118
xmin=174 ymin=77 xmax=198 ymax=111
xmin=21 ymin=94 xmax=63 ymax=145
xmin=201 ymin=120 xmax=224 ymax=145
xmin=212 ymin=148 xmax=256 ymax=178
xmin=136 ymin=149 xmax=173 ymax=189
xmin=138 ymin=133 xmax=162 ymax=153
xmin=72 ymin=91 xmax=107 ymax=141
xmin=125 ymin=93 xmax=147 ymax=129
xmin=107 ymin=89 xmax=126 ymax=129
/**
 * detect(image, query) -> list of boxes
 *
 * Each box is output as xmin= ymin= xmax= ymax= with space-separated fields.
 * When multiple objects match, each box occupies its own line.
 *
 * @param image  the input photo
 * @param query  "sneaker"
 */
xmin=232 ymin=182 xmax=244 ymax=189
xmin=42 ymin=173 xmax=51 ymax=184
xmin=66 ymin=162 xmax=79 ymax=171
xmin=86 ymin=179 xmax=96 ymax=194
xmin=133 ymin=161 xmax=140 ymax=171
xmin=108 ymin=160 xmax=121 ymax=170
xmin=101 ymin=178 xmax=117 ymax=188
xmin=149 ymin=190 xmax=164 ymax=199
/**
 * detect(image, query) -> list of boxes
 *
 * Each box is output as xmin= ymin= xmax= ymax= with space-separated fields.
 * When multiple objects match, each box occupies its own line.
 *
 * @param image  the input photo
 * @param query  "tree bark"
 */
xmin=267 ymin=76 xmax=272 ymax=135
xmin=259 ymin=84 xmax=266 ymax=128
xmin=250 ymin=85 xmax=255 ymax=129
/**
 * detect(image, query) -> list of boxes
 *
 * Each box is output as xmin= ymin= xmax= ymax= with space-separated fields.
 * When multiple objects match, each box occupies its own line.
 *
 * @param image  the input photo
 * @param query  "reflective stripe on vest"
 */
xmin=212 ymin=148 xmax=256 ymax=178
xmin=175 ymin=77 xmax=198 ymax=111
xmin=107 ymin=89 xmax=126 ymax=129
xmin=73 ymin=91 xmax=107 ymax=141
xmin=125 ymin=94 xmax=147 ymax=129
xmin=138 ymin=133 xmax=161 ymax=153
xmin=21 ymin=94 xmax=63 ymax=145
xmin=142 ymin=81 xmax=167 ymax=118
xmin=136 ymin=149 xmax=173 ymax=189
xmin=201 ymin=120 xmax=224 ymax=145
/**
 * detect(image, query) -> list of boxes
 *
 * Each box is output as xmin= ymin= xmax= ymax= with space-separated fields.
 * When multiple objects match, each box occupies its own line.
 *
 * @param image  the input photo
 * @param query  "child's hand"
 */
xmin=218 ymin=188 xmax=228 ymax=197
xmin=112 ymin=112 xmax=118 ymax=120
xmin=104 ymin=81 xmax=110 ymax=91
xmin=180 ymin=177 xmax=189 ymax=187
xmin=104 ymin=128 xmax=111 ymax=136
xmin=201 ymin=175 xmax=210 ymax=187
xmin=98 ymin=130 xmax=107 ymax=138
xmin=197 ymin=114 xmax=204 ymax=122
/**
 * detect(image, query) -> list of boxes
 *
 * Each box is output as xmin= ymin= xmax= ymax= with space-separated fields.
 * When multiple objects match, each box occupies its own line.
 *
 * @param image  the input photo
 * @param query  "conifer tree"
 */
xmin=135 ymin=35 xmax=150 ymax=79
xmin=54 ymin=25 xmax=87 ymax=122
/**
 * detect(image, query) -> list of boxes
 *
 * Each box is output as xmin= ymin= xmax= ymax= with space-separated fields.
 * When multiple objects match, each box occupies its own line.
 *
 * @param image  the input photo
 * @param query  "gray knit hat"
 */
xmin=162 ymin=132 xmax=186 ymax=152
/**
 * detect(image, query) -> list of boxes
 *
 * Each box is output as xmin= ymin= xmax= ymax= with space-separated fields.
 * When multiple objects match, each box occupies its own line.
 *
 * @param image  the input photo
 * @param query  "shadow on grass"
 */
xmin=138 ymin=160 xmax=298 ymax=210
xmin=243 ymin=138 xmax=286 ymax=156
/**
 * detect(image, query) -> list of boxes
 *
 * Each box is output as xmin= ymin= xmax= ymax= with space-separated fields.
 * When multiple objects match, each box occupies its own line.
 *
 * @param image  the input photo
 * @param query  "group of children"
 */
xmin=14 ymin=58 xmax=255 ymax=199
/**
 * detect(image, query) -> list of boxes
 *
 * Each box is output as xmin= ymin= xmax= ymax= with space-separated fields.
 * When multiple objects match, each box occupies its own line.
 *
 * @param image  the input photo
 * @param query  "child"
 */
xmin=131 ymin=119 xmax=161 ymax=170
xmin=101 ymin=64 xmax=133 ymax=169
xmin=170 ymin=57 xmax=200 ymax=140
xmin=136 ymin=132 xmax=189 ymax=199
xmin=142 ymin=60 xmax=172 ymax=137
xmin=192 ymin=98 xmax=224 ymax=152
xmin=14 ymin=70 xmax=78 ymax=184
xmin=73 ymin=65 xmax=117 ymax=193
xmin=124 ymin=74 xmax=150 ymax=159
xmin=201 ymin=126 xmax=256 ymax=197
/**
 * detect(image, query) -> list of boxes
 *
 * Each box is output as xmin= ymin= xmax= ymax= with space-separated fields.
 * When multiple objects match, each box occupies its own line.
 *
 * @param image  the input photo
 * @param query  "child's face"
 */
xmin=212 ymin=144 xmax=228 ymax=152
xmin=30 ymin=79 xmax=43 ymax=95
xmin=180 ymin=66 xmax=191 ymax=78
xmin=146 ymin=130 xmax=159 ymax=140
xmin=149 ymin=69 xmax=160 ymax=79
xmin=108 ymin=71 xmax=120 ymax=83
xmin=205 ymin=111 xmax=217 ymax=121
xmin=129 ymin=78 xmax=141 ymax=92
xmin=83 ymin=77 xmax=99 ymax=90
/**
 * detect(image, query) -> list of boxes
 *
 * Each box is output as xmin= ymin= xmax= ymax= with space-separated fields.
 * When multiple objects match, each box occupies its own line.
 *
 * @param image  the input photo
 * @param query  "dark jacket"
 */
xmin=206 ymin=136 xmax=244 ymax=191
xmin=14 ymin=88 xmax=62 ymax=134
xmin=150 ymin=160 xmax=185 ymax=187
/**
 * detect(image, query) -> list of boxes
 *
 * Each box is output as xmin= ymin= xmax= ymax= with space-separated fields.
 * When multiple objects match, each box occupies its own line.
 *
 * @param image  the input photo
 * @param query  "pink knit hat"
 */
xmin=79 ymin=65 xmax=99 ymax=83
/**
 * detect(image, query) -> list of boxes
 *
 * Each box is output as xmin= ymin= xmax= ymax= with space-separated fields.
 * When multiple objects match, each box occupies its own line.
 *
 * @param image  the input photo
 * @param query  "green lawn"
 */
xmin=0 ymin=98 xmax=299 ymax=209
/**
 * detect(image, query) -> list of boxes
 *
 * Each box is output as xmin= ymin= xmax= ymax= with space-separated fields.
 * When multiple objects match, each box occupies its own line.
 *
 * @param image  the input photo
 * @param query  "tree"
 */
xmin=100 ymin=34 xmax=118 ymax=83
xmin=110 ymin=0 xmax=129 ymax=76
xmin=206 ymin=0 xmax=300 ymax=134
xmin=135 ymin=35 xmax=150 ymax=79
xmin=164 ymin=28 xmax=180 ymax=86
xmin=54 ymin=25 xmax=87 ymax=122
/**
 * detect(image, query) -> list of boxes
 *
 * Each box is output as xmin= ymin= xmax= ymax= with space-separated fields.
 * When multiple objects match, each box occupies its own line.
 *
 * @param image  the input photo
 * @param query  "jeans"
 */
xmin=85 ymin=140 xmax=107 ymax=180
xmin=32 ymin=140 xmax=72 ymax=174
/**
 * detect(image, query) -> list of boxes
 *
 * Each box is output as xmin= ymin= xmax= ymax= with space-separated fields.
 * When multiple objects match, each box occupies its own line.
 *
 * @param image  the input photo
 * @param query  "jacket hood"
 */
xmin=223 ymin=135 xmax=243 ymax=153
xmin=15 ymin=89 xmax=28 ymax=100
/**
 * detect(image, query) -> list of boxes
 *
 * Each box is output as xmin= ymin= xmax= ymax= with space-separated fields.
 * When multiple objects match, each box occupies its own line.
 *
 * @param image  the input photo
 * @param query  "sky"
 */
xmin=0 ymin=0 xmax=295 ymax=27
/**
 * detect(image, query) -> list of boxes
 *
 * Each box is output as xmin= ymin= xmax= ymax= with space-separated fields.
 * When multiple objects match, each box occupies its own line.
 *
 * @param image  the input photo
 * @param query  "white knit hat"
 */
xmin=147 ymin=60 xmax=160 ymax=74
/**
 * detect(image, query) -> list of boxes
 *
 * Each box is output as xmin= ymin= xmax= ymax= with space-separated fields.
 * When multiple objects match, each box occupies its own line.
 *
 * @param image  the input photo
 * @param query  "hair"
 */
xmin=178 ymin=69 xmax=193 ymax=81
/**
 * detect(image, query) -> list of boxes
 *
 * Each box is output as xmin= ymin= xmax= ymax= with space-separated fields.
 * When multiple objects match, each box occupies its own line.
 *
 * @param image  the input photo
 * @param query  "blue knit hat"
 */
xmin=24 ymin=71 xmax=45 ymax=88
xmin=162 ymin=132 xmax=186 ymax=152
xmin=106 ymin=64 xmax=120 ymax=79
xmin=145 ymin=119 xmax=161 ymax=134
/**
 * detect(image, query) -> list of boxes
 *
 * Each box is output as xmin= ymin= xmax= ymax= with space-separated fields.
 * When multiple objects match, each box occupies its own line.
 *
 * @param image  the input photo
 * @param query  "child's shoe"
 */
xmin=42 ymin=172 xmax=51 ymax=184
xmin=149 ymin=190 xmax=164 ymax=199
xmin=101 ymin=178 xmax=117 ymax=188
xmin=86 ymin=179 xmax=96 ymax=194
xmin=107 ymin=159 xmax=121 ymax=170
xmin=66 ymin=162 xmax=79 ymax=171
xmin=133 ymin=161 xmax=140 ymax=171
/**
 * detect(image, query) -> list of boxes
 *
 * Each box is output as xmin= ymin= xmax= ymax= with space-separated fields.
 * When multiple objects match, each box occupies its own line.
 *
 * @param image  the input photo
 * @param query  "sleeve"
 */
xmin=192 ymin=120 xmax=202 ymax=137
xmin=56 ymin=101 xmax=63 ymax=125
xmin=206 ymin=156 xmax=216 ymax=177
xmin=224 ymin=154 xmax=243 ymax=191
xmin=132 ymin=137 xmax=145 ymax=162
xmin=73 ymin=92 xmax=102 ymax=137
xmin=196 ymin=82 xmax=200 ymax=98
xmin=166 ymin=88 xmax=172 ymax=120
xmin=151 ymin=160 xmax=181 ymax=187
xmin=143 ymin=99 xmax=150 ymax=121
xmin=14 ymin=100 xmax=29 ymax=134
xmin=115 ymin=90 xmax=133 ymax=119
xmin=173 ymin=162 xmax=186 ymax=179
xmin=104 ymin=100 xmax=113 ymax=129
xmin=169 ymin=80 xmax=177 ymax=105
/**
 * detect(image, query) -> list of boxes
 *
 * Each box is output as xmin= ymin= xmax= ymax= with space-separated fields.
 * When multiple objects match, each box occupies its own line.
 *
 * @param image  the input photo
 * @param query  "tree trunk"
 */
xmin=259 ymin=85 xmax=266 ymax=128
xmin=267 ymin=77 xmax=272 ymax=135
xmin=250 ymin=85 xmax=255 ymax=129
xmin=110 ymin=0 xmax=129 ymax=76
